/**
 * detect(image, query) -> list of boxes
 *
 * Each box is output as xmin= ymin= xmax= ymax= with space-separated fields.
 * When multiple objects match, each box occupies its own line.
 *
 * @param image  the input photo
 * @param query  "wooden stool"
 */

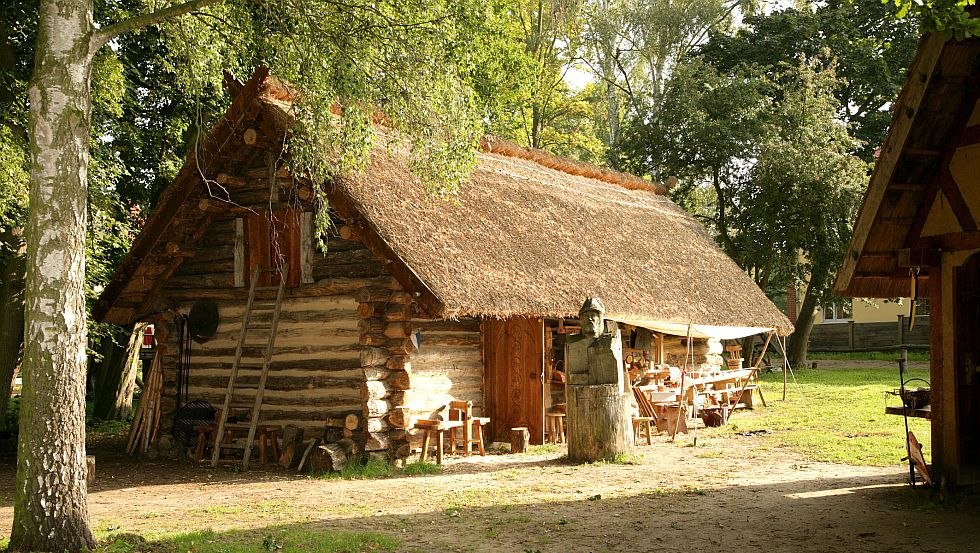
xmin=632 ymin=417 xmax=655 ymax=445
xmin=194 ymin=424 xmax=217 ymax=461
xmin=258 ymin=426 xmax=282 ymax=465
xmin=415 ymin=419 xmax=463 ymax=464
xmin=545 ymin=413 xmax=566 ymax=444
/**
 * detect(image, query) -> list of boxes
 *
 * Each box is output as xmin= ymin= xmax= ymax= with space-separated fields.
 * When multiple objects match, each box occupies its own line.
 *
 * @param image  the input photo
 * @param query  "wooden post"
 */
xmin=85 ymin=455 xmax=95 ymax=487
xmin=899 ymin=314 xmax=906 ymax=345
xmin=847 ymin=320 xmax=855 ymax=351
xmin=510 ymin=427 xmax=530 ymax=453
xmin=566 ymin=384 xmax=632 ymax=463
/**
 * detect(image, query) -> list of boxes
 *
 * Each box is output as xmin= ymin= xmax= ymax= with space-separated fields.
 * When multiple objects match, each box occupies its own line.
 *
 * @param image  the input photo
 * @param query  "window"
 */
xmin=821 ymin=300 xmax=853 ymax=322
xmin=235 ymin=210 xmax=313 ymax=288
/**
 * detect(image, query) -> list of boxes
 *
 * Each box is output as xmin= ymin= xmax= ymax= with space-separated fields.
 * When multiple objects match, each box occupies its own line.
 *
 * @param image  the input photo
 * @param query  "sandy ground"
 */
xmin=1 ymin=428 xmax=977 ymax=553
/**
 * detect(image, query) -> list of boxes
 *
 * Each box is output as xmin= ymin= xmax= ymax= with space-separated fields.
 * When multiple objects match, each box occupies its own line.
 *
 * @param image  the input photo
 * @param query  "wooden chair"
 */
xmin=448 ymin=400 xmax=490 ymax=456
xmin=414 ymin=418 xmax=464 ymax=465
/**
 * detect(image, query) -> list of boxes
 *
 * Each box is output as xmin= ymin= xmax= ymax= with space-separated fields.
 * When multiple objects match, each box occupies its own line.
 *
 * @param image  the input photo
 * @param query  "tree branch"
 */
xmin=91 ymin=0 xmax=223 ymax=51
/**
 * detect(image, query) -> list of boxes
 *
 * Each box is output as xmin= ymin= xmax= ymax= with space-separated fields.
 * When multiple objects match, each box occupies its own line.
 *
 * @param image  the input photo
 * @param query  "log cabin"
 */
xmin=834 ymin=14 xmax=980 ymax=487
xmin=96 ymin=68 xmax=791 ymax=460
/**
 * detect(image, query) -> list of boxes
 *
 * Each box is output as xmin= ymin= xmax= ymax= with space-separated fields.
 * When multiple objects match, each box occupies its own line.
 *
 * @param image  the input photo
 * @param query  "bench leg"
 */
xmin=420 ymin=430 xmax=430 ymax=462
xmin=436 ymin=431 xmax=444 ymax=465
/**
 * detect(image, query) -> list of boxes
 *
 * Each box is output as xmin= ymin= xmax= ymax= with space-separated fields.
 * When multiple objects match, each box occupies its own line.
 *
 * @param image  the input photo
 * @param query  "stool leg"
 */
xmin=420 ymin=430 xmax=430 ymax=462
xmin=645 ymin=420 xmax=653 ymax=445
xmin=436 ymin=430 xmax=444 ymax=465
xmin=259 ymin=432 xmax=267 ymax=465
xmin=475 ymin=423 xmax=486 ymax=456
xmin=195 ymin=432 xmax=206 ymax=461
xmin=271 ymin=431 xmax=281 ymax=461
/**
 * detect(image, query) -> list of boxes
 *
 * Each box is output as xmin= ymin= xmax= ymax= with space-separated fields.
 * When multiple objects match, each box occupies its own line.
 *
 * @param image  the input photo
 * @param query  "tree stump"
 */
xmin=566 ymin=384 xmax=632 ymax=463
xmin=510 ymin=427 xmax=530 ymax=453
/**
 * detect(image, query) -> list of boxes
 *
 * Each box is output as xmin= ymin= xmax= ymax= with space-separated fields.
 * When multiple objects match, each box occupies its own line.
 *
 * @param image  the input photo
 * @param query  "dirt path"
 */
xmin=1 ymin=432 xmax=976 ymax=552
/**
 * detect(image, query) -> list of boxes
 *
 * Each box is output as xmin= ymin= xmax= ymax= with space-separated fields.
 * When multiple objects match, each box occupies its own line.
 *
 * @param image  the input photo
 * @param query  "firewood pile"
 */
xmin=280 ymin=413 xmax=361 ymax=473
xmin=127 ymin=353 xmax=163 ymax=455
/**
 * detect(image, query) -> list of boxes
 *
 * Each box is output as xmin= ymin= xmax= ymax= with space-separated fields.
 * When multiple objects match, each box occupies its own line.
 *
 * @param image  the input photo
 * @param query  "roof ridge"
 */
xmin=478 ymin=136 xmax=666 ymax=195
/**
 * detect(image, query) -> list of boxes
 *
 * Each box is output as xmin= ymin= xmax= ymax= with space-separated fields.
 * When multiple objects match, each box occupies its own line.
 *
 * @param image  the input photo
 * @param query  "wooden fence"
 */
xmin=808 ymin=315 xmax=931 ymax=352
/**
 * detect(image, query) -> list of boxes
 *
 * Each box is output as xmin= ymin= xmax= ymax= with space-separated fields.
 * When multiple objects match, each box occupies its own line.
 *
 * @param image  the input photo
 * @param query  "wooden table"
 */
xmin=885 ymin=405 xmax=931 ymax=419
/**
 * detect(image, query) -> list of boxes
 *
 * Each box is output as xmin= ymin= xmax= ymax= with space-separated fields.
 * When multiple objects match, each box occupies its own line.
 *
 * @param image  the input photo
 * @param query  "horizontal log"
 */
xmin=366 ymin=417 xmax=389 ymax=433
xmin=163 ymin=276 xmax=398 ymax=303
xmin=165 ymin=273 xmax=236 ymax=290
xmin=360 ymin=347 xmax=389 ymax=367
xmin=364 ymin=399 xmax=391 ymax=418
xmin=413 ymin=318 xmax=481 ymax=333
xmin=386 ymin=356 xmax=409 ymax=371
xmin=358 ymin=302 xmax=412 ymax=321
xmin=416 ymin=334 xmax=482 ymax=348
xmin=362 ymin=367 xmax=390 ymax=381
xmin=384 ymin=322 xmax=411 ymax=339
xmin=358 ymin=318 xmax=385 ymax=335
xmin=361 ymin=380 xmax=391 ymax=401
xmin=190 ymin=374 xmax=363 ymax=392
xmin=187 ymin=357 xmax=362 ymax=374
xmin=189 ymin=343 xmax=360 ymax=362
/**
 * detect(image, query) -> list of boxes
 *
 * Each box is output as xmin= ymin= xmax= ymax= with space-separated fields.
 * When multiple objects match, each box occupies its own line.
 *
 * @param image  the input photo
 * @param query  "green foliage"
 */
xmin=889 ymin=0 xmax=980 ymax=38
xmin=401 ymin=459 xmax=444 ymax=476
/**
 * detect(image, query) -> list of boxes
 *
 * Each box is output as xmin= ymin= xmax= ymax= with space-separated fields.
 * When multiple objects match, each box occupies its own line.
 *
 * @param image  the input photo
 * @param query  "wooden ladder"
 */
xmin=211 ymin=266 xmax=287 ymax=469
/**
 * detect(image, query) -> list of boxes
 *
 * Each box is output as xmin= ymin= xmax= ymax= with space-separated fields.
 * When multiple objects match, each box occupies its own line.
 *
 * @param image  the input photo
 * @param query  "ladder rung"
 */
xmin=249 ymin=323 xmax=273 ymax=329
xmin=255 ymin=286 xmax=280 ymax=291
xmin=251 ymin=302 xmax=277 ymax=309
xmin=234 ymin=384 xmax=261 ymax=390
xmin=227 ymin=402 xmax=256 ymax=410
xmin=237 ymin=361 xmax=267 ymax=368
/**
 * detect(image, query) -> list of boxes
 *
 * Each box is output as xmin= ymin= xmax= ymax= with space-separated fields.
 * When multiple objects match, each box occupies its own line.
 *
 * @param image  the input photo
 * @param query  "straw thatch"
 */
xmin=333 ymin=135 xmax=791 ymax=333
xmin=96 ymin=68 xmax=791 ymax=335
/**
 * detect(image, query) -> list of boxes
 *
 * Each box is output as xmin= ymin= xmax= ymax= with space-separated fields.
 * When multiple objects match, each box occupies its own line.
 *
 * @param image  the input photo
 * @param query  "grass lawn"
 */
xmin=806 ymin=350 xmax=930 ymax=362
xmin=711 ymin=365 xmax=931 ymax=466
xmin=95 ymin=526 xmax=399 ymax=553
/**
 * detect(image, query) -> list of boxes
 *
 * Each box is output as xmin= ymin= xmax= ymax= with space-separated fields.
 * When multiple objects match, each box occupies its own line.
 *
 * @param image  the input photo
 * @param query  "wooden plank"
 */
xmin=300 ymin=211 xmax=313 ymax=284
xmin=234 ymin=218 xmax=245 ymax=287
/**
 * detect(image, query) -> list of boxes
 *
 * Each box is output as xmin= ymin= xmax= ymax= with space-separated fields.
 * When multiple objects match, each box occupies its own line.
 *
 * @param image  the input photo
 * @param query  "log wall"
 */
xmin=151 ymin=208 xmax=487 ymax=460
xmin=155 ymin=217 xmax=400 ymax=449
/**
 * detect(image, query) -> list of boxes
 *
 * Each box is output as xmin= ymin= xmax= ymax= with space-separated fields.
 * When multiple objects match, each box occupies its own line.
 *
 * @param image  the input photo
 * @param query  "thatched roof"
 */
xmin=97 ymin=68 xmax=791 ymax=336
xmin=835 ymin=12 xmax=980 ymax=298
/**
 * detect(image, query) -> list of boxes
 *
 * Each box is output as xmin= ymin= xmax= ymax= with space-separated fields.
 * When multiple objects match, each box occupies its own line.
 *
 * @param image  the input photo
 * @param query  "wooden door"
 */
xmin=484 ymin=317 xmax=544 ymax=444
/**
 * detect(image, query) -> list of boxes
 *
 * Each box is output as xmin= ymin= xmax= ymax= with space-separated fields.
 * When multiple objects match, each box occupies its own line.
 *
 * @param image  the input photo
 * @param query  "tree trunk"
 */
xmin=566 ymin=384 xmax=632 ymax=463
xmin=0 ymin=230 xmax=26 ymax=432
xmin=10 ymin=0 xmax=97 ymax=549
xmin=93 ymin=324 xmax=145 ymax=421
xmin=787 ymin=279 xmax=821 ymax=368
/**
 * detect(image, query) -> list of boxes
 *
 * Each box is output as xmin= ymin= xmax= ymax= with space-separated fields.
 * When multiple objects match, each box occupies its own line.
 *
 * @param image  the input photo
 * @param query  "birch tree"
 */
xmin=12 ymin=0 xmax=488 ymax=550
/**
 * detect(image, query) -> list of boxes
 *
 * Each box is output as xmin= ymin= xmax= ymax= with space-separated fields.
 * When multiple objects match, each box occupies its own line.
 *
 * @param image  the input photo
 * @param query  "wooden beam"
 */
xmin=328 ymin=190 xmax=445 ymax=318
xmin=917 ymin=230 xmax=980 ymax=252
xmin=834 ymin=33 xmax=946 ymax=295
xmin=216 ymin=173 xmax=249 ymax=187
xmin=936 ymin=167 xmax=977 ymax=231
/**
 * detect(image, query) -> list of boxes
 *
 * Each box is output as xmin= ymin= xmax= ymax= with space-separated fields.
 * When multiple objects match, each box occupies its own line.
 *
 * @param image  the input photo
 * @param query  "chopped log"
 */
xmin=366 ymin=417 xmax=389 ymax=433
xmin=216 ymin=173 xmax=248 ymax=187
xmin=310 ymin=443 xmax=348 ymax=472
xmin=365 ymin=399 xmax=391 ymax=418
xmin=363 ymin=367 xmax=390 ymax=381
xmin=278 ymin=425 xmax=305 ymax=468
xmin=324 ymin=417 xmax=348 ymax=428
xmin=358 ymin=317 xmax=385 ymax=335
xmin=360 ymin=347 xmax=389 ymax=367
xmin=354 ymin=287 xmax=393 ymax=303
xmin=336 ymin=438 xmax=358 ymax=458
xmin=388 ymin=406 xmax=412 ymax=429
xmin=384 ymin=322 xmax=411 ymax=339
xmin=386 ymin=356 xmax=409 ymax=371
xmin=86 ymin=455 xmax=95 ymax=486
xmin=388 ymin=370 xmax=411 ymax=391
xmin=243 ymin=128 xmax=260 ymax=145
xmin=297 ymin=438 xmax=321 ymax=472
xmin=510 ymin=427 xmax=530 ymax=454
xmin=342 ymin=427 xmax=353 ymax=440
xmin=344 ymin=413 xmax=360 ymax=430
xmin=324 ymin=426 xmax=344 ymax=443
xmin=566 ymin=384 xmax=632 ymax=463
xmin=364 ymin=431 xmax=390 ymax=452
xmin=362 ymin=380 xmax=390 ymax=401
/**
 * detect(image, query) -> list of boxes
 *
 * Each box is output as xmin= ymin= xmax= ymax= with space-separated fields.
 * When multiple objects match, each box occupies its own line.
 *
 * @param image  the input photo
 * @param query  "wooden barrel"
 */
xmin=566 ymin=384 xmax=632 ymax=463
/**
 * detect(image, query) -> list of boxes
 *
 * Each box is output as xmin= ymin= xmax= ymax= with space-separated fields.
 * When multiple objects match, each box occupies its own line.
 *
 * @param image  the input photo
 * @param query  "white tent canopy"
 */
xmin=608 ymin=315 xmax=777 ymax=340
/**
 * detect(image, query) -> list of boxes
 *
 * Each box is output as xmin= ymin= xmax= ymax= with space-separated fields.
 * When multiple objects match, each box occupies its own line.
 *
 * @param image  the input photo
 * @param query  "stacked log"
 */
xmin=356 ymin=280 xmax=414 ymax=456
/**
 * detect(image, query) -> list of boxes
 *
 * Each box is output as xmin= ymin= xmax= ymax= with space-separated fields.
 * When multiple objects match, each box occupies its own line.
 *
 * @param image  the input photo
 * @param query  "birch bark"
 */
xmin=9 ymin=0 xmax=96 ymax=549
